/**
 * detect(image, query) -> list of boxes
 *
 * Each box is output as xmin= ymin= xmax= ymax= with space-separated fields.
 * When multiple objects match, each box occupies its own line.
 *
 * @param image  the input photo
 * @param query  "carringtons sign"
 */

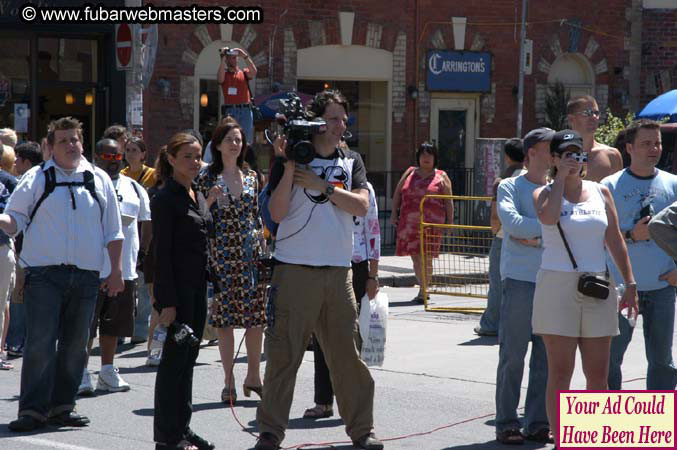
xmin=426 ymin=50 xmax=491 ymax=92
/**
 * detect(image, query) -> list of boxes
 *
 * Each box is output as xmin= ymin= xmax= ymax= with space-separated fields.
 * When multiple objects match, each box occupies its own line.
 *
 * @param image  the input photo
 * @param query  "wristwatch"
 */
xmin=367 ymin=276 xmax=379 ymax=282
xmin=325 ymin=183 xmax=335 ymax=196
xmin=624 ymin=229 xmax=635 ymax=242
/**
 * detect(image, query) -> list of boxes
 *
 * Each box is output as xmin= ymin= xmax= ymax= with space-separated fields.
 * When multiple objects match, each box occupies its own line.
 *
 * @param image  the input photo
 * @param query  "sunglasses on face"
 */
xmin=576 ymin=109 xmax=601 ymax=118
xmin=99 ymin=153 xmax=124 ymax=161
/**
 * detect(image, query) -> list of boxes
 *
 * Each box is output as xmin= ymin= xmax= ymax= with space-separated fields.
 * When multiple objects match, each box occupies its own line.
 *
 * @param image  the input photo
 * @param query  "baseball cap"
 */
xmin=550 ymin=129 xmax=584 ymax=153
xmin=523 ymin=127 xmax=555 ymax=152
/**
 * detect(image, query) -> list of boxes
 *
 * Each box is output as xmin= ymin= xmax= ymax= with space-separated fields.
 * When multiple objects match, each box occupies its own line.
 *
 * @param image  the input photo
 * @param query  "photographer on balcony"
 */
xmin=217 ymin=46 xmax=256 ymax=144
xmin=254 ymin=90 xmax=383 ymax=450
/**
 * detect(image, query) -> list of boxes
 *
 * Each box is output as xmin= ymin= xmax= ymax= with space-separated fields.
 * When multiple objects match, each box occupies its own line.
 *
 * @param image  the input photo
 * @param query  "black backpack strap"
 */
xmin=136 ymin=167 xmax=148 ymax=184
xmin=82 ymin=171 xmax=103 ymax=219
xmin=130 ymin=179 xmax=142 ymax=200
xmin=28 ymin=166 xmax=57 ymax=225
xmin=556 ymin=222 xmax=578 ymax=270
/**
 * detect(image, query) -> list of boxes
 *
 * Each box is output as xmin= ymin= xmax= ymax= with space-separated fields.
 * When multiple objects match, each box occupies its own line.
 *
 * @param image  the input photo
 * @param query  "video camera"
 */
xmin=275 ymin=92 xmax=326 ymax=164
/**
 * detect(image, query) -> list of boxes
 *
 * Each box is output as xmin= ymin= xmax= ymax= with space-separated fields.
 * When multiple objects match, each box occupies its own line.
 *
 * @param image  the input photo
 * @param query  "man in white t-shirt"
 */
xmin=79 ymin=138 xmax=151 ymax=395
xmin=255 ymin=90 xmax=383 ymax=450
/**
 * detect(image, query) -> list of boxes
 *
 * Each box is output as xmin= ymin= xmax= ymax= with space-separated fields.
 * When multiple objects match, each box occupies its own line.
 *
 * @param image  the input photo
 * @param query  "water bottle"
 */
xmin=149 ymin=325 xmax=167 ymax=359
xmin=616 ymin=284 xmax=636 ymax=327
xmin=215 ymin=175 xmax=228 ymax=208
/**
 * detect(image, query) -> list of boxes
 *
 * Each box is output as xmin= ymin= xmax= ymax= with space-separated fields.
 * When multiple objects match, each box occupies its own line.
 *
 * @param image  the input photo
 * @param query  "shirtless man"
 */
xmin=567 ymin=95 xmax=623 ymax=181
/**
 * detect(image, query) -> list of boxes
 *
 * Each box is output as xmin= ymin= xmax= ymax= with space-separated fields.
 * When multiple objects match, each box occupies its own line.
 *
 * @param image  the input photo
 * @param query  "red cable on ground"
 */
xmin=228 ymin=331 xmax=498 ymax=449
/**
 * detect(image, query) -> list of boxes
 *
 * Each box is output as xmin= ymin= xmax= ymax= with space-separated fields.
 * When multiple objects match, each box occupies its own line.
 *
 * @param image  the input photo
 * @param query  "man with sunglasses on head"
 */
xmin=566 ymin=95 xmax=623 ymax=182
xmin=79 ymin=138 xmax=151 ymax=395
xmin=0 ymin=117 xmax=124 ymax=431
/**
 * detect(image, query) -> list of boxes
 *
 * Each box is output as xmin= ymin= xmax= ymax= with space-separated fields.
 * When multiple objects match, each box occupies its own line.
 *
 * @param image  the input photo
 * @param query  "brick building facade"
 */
xmin=640 ymin=3 xmax=677 ymax=106
xmin=143 ymin=0 xmax=636 ymax=180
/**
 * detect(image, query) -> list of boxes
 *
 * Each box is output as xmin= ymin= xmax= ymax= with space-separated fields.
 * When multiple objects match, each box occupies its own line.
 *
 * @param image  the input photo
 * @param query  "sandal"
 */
xmin=496 ymin=429 xmax=524 ymax=445
xmin=243 ymin=384 xmax=263 ymax=399
xmin=302 ymin=404 xmax=334 ymax=419
xmin=525 ymin=428 xmax=554 ymax=444
xmin=0 ymin=360 xmax=13 ymax=370
xmin=221 ymin=385 xmax=237 ymax=404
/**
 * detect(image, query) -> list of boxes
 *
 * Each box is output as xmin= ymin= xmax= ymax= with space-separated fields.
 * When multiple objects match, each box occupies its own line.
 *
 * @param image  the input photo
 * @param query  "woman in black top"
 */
xmin=151 ymin=133 xmax=214 ymax=450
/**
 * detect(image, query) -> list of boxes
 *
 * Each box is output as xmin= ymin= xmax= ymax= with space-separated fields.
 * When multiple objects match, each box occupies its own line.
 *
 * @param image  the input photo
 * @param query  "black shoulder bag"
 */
xmin=556 ymin=222 xmax=611 ymax=300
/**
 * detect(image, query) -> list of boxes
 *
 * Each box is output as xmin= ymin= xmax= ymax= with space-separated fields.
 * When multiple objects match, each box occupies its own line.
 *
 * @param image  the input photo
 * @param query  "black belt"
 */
xmin=224 ymin=103 xmax=250 ymax=108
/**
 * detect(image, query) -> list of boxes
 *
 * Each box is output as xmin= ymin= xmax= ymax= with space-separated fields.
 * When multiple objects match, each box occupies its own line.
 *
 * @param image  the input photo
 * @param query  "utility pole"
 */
xmin=516 ymin=0 xmax=528 ymax=137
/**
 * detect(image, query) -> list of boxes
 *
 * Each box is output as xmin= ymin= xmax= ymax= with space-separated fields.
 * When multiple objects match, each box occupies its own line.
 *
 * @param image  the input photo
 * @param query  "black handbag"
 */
xmin=246 ymin=79 xmax=263 ymax=122
xmin=556 ymin=222 xmax=610 ymax=300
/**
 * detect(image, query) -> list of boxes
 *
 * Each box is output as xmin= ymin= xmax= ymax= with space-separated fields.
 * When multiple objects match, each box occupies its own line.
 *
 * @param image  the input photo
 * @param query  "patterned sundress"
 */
xmin=197 ymin=169 xmax=267 ymax=328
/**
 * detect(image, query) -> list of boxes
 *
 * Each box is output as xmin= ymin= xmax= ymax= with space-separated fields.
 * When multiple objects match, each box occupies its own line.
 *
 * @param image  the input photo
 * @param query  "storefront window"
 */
xmin=38 ymin=38 xmax=98 ymax=83
xmin=0 ymin=38 xmax=30 ymax=140
xmin=297 ymin=80 xmax=388 ymax=171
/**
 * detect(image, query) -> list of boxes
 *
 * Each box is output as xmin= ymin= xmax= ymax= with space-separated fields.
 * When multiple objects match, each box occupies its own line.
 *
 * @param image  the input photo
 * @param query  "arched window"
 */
xmin=547 ymin=52 xmax=595 ymax=98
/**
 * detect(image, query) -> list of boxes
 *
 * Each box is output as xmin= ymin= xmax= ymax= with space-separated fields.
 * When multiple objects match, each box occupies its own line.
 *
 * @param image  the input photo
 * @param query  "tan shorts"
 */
xmin=532 ymin=269 xmax=619 ymax=338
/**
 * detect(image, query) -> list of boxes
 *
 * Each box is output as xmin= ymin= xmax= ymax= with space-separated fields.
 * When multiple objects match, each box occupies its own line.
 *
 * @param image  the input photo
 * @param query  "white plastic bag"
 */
xmin=358 ymin=291 xmax=388 ymax=367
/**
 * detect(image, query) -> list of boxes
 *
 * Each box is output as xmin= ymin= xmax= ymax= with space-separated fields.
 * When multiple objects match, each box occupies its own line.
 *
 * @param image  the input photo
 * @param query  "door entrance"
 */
xmin=430 ymin=98 xmax=477 ymax=195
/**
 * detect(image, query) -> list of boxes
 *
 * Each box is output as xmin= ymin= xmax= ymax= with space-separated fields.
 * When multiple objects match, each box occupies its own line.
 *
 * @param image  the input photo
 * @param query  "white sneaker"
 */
xmin=145 ymin=353 xmax=161 ymax=367
xmin=97 ymin=365 xmax=130 ymax=392
xmin=78 ymin=369 xmax=94 ymax=396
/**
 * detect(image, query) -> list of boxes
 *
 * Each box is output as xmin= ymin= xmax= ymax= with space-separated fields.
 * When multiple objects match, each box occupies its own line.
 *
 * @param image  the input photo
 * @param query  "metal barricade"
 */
xmin=419 ymin=194 xmax=493 ymax=313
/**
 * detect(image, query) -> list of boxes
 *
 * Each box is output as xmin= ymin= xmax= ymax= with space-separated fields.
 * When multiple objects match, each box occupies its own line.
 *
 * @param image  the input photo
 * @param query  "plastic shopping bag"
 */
xmin=358 ymin=291 xmax=388 ymax=367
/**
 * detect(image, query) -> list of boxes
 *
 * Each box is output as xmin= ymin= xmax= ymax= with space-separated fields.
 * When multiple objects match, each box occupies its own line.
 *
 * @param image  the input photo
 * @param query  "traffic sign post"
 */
xmin=115 ymin=23 xmax=133 ymax=70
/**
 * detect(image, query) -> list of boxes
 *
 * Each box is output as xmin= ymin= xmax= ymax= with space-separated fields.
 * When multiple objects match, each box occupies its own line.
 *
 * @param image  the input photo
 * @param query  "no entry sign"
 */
xmin=115 ymin=24 xmax=133 ymax=70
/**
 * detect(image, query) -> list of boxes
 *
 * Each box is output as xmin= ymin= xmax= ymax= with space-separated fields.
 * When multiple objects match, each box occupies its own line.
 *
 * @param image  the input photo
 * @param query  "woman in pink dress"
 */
xmin=391 ymin=142 xmax=453 ymax=303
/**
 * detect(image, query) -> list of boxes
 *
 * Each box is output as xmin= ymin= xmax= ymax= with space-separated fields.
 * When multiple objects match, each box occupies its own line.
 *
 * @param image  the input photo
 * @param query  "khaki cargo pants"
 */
xmin=256 ymin=264 xmax=375 ymax=443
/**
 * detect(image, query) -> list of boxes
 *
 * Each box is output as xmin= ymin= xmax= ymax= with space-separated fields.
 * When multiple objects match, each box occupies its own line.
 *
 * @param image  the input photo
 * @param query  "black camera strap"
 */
xmin=556 ymin=222 xmax=578 ymax=270
xmin=557 ymin=221 xmax=609 ymax=276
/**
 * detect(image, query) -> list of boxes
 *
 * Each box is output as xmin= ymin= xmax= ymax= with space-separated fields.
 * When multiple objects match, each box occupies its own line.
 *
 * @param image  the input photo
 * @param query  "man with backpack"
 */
xmin=79 ymin=138 xmax=151 ymax=395
xmin=0 ymin=117 xmax=124 ymax=432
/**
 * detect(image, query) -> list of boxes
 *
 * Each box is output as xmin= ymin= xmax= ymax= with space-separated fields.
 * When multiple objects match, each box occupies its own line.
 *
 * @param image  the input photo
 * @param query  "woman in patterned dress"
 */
xmin=198 ymin=121 xmax=266 ymax=404
xmin=391 ymin=142 xmax=454 ymax=303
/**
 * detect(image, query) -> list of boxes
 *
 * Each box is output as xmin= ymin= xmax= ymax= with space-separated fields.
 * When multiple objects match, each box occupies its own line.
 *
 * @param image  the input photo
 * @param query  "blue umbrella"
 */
xmin=637 ymin=89 xmax=677 ymax=123
xmin=253 ymin=91 xmax=313 ymax=120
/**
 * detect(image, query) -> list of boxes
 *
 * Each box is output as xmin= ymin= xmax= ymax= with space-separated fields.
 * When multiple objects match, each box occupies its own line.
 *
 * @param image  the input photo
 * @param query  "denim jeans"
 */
xmin=222 ymin=105 xmax=254 ymax=143
xmin=18 ymin=265 xmax=100 ymax=420
xmin=495 ymin=278 xmax=549 ymax=434
xmin=479 ymin=237 xmax=502 ymax=333
xmin=608 ymin=285 xmax=677 ymax=390
xmin=6 ymin=302 xmax=25 ymax=349
xmin=133 ymin=272 xmax=151 ymax=339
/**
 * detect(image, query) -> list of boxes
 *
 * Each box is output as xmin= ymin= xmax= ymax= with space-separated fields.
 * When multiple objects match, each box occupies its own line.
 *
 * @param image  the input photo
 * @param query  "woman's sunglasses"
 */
xmin=99 ymin=153 xmax=124 ymax=161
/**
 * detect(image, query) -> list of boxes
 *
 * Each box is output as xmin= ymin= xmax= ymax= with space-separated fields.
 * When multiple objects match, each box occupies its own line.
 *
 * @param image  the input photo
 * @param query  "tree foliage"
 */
xmin=544 ymin=82 xmax=570 ymax=131
xmin=594 ymin=109 xmax=635 ymax=147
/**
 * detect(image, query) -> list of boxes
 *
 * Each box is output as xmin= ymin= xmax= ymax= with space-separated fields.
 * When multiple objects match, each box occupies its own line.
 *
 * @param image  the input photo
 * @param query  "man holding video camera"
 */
xmin=255 ymin=90 xmax=383 ymax=450
xmin=216 ymin=46 xmax=256 ymax=144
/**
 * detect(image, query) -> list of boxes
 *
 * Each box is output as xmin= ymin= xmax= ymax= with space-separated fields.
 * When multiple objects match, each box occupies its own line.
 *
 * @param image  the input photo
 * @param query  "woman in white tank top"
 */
xmin=531 ymin=130 xmax=638 ymax=446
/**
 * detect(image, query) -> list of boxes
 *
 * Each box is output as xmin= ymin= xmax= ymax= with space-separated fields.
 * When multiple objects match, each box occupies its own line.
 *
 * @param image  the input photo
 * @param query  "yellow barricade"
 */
xmin=419 ymin=194 xmax=493 ymax=314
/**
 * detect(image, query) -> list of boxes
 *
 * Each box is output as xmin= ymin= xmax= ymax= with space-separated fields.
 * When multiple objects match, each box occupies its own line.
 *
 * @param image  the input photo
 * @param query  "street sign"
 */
xmin=115 ymin=24 xmax=133 ymax=70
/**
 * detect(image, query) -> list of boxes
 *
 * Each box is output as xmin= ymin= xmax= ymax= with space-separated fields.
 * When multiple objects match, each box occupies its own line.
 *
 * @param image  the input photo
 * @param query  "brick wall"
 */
xmin=640 ymin=8 xmax=677 ymax=107
xmin=145 ymin=0 xmax=631 ymax=170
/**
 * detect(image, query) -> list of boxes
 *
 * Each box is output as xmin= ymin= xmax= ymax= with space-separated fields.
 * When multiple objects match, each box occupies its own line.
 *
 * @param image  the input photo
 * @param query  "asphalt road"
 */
xmin=0 ymin=286 xmax=660 ymax=450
